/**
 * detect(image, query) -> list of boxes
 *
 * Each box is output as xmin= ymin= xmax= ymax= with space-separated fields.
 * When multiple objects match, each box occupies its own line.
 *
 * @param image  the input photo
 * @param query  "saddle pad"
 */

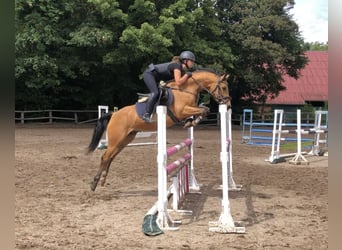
xmin=135 ymin=89 xmax=174 ymax=119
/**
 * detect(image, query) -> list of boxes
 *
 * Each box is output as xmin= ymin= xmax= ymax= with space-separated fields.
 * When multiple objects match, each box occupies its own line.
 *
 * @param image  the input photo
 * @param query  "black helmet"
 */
xmin=179 ymin=51 xmax=196 ymax=62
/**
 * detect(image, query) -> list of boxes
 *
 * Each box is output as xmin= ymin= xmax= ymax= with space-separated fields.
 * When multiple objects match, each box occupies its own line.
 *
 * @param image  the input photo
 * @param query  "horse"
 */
xmin=86 ymin=69 xmax=231 ymax=191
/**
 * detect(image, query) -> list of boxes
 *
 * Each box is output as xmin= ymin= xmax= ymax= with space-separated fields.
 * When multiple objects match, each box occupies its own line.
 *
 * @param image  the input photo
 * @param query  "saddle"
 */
xmin=137 ymin=82 xmax=171 ymax=106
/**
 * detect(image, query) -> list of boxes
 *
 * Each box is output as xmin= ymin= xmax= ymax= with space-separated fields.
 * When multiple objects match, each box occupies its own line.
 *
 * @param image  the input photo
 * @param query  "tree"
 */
xmin=303 ymin=41 xmax=328 ymax=51
xmin=15 ymin=0 xmax=130 ymax=109
xmin=15 ymin=0 xmax=308 ymax=113
xmin=214 ymin=0 xmax=308 ymax=112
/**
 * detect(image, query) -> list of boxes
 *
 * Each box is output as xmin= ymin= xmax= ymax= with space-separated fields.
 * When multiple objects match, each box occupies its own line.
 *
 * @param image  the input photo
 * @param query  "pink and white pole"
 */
xmin=153 ymin=105 xmax=198 ymax=230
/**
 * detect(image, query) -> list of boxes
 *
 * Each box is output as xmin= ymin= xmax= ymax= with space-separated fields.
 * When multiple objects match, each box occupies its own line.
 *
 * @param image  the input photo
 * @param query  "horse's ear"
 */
xmin=221 ymin=73 xmax=229 ymax=81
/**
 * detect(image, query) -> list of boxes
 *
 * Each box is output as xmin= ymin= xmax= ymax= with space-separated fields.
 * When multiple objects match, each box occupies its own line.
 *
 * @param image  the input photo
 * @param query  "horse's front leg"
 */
xmin=182 ymin=106 xmax=210 ymax=128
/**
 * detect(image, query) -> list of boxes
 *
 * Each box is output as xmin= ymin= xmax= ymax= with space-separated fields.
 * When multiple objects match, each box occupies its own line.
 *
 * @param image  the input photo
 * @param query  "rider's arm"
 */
xmin=173 ymin=68 xmax=190 ymax=86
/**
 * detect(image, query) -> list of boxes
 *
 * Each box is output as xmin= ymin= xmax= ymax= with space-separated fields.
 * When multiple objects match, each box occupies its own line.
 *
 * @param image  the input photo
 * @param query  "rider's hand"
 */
xmin=186 ymin=72 xmax=192 ymax=78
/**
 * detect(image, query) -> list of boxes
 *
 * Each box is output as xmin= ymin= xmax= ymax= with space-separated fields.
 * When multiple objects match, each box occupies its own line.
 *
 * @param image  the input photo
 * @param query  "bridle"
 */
xmin=191 ymin=75 xmax=231 ymax=104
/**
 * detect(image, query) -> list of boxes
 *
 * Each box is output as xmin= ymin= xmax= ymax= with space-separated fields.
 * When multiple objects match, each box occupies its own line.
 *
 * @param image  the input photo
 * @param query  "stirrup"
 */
xmin=142 ymin=113 xmax=152 ymax=123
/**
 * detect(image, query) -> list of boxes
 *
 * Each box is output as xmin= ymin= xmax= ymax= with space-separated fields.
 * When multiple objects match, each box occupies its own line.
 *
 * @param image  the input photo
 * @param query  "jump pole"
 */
xmin=227 ymin=108 xmax=242 ymax=191
xmin=153 ymin=105 xmax=198 ymax=230
xmin=309 ymin=110 xmax=328 ymax=156
xmin=97 ymin=105 xmax=109 ymax=149
xmin=209 ymin=104 xmax=245 ymax=233
xmin=187 ymin=124 xmax=201 ymax=191
xmin=266 ymin=109 xmax=294 ymax=163
xmin=143 ymin=105 xmax=197 ymax=235
xmin=155 ymin=105 xmax=177 ymax=229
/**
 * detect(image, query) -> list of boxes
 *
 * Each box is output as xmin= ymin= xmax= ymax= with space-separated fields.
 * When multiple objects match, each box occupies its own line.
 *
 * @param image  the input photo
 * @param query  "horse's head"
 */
xmin=191 ymin=70 xmax=231 ymax=108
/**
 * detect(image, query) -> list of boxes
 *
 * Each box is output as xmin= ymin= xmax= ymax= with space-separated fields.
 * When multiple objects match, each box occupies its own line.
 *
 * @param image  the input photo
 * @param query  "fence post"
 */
xmin=74 ymin=112 xmax=78 ymax=124
xmin=21 ymin=112 xmax=25 ymax=124
xmin=49 ymin=111 xmax=53 ymax=123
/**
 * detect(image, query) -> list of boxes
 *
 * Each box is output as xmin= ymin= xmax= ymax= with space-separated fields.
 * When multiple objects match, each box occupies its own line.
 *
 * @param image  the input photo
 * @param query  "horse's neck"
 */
xmin=189 ymin=75 xmax=213 ymax=92
xmin=184 ymin=79 xmax=202 ymax=92
xmin=168 ymin=78 xmax=203 ymax=91
xmin=168 ymin=72 xmax=215 ymax=94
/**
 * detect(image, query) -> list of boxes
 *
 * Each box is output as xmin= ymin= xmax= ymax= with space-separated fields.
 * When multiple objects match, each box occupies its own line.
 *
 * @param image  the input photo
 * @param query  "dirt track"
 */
xmin=15 ymin=124 xmax=328 ymax=249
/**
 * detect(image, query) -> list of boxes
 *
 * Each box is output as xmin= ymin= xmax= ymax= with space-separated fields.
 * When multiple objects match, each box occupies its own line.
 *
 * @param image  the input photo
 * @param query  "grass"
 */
xmin=280 ymin=141 xmax=313 ymax=151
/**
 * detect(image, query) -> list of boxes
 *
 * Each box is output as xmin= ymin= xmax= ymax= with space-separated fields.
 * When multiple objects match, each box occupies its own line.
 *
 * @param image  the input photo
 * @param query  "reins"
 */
xmin=167 ymin=86 xmax=198 ymax=97
xmin=190 ymin=75 xmax=231 ymax=104
xmin=165 ymin=71 xmax=231 ymax=104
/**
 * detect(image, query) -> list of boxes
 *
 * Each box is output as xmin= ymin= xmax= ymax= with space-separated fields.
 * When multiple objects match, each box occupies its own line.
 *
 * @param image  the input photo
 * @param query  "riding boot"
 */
xmin=142 ymin=92 xmax=158 ymax=123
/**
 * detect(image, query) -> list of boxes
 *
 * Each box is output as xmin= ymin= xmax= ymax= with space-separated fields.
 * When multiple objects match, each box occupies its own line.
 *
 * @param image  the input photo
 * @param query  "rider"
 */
xmin=142 ymin=50 xmax=196 ymax=123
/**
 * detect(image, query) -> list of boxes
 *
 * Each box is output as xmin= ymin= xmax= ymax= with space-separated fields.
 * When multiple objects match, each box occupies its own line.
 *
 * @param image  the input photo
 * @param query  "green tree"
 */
xmin=15 ymin=0 xmax=130 ymax=109
xmin=303 ymin=41 xmax=328 ymax=51
xmin=15 ymin=0 xmax=309 ymax=112
xmin=214 ymin=0 xmax=308 ymax=112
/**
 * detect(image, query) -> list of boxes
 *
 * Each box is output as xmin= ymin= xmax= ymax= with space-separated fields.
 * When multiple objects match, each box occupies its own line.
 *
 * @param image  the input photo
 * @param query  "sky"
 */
xmin=289 ymin=0 xmax=328 ymax=43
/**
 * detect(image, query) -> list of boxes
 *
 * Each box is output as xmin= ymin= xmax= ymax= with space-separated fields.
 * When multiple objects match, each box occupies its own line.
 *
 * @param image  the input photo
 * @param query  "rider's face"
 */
xmin=186 ymin=59 xmax=194 ymax=68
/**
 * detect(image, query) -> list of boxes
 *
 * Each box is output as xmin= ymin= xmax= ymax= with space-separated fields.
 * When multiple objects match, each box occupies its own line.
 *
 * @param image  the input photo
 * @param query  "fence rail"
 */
xmin=15 ymin=109 xmax=244 ymax=126
xmin=14 ymin=109 xmax=317 ymax=126
xmin=15 ymin=110 xmax=99 ymax=124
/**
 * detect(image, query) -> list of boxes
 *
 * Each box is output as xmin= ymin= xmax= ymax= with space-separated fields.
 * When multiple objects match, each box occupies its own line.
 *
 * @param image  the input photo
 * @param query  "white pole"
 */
xmin=219 ymin=105 xmax=232 ymax=226
xmin=289 ymin=109 xmax=308 ymax=165
xmin=209 ymin=104 xmax=245 ymax=233
xmin=97 ymin=105 xmax=109 ymax=148
xmin=270 ymin=110 xmax=277 ymax=161
xmin=297 ymin=110 xmax=302 ymax=155
xmin=156 ymin=106 xmax=167 ymax=226
xmin=227 ymin=108 xmax=241 ymax=190
xmin=267 ymin=109 xmax=284 ymax=163
xmin=156 ymin=106 xmax=179 ymax=230
xmin=276 ymin=110 xmax=284 ymax=158
xmin=311 ymin=111 xmax=323 ymax=155
xmin=188 ymin=125 xmax=201 ymax=191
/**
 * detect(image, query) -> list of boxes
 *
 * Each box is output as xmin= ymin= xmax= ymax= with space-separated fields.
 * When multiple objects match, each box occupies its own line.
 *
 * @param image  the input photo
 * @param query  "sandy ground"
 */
xmin=15 ymin=124 xmax=328 ymax=250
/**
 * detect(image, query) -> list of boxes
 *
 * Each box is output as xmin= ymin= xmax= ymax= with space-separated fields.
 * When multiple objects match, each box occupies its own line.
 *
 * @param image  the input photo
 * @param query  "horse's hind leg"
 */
xmin=91 ymin=151 xmax=114 ymax=191
xmin=90 ymin=131 xmax=138 ymax=191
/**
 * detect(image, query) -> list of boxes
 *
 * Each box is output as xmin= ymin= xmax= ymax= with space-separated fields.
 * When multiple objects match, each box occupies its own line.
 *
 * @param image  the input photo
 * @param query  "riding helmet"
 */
xmin=179 ymin=51 xmax=196 ymax=62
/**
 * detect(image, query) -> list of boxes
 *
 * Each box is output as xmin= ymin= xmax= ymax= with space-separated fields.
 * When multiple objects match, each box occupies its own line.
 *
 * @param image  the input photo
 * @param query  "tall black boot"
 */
xmin=142 ymin=93 xmax=157 ymax=123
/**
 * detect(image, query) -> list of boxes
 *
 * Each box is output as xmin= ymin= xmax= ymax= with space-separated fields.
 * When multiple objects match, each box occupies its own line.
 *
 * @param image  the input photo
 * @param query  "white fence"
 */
xmin=15 ymin=110 xmax=100 ymax=124
xmin=15 ymin=109 xmax=245 ymax=126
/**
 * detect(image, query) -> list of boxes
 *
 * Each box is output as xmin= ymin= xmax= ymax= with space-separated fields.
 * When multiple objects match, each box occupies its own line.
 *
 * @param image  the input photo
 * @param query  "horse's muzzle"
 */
xmin=218 ymin=96 xmax=232 ymax=107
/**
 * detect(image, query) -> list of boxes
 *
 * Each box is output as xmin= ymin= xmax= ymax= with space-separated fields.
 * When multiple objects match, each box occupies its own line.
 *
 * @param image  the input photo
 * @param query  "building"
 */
xmin=266 ymin=51 xmax=328 ymax=111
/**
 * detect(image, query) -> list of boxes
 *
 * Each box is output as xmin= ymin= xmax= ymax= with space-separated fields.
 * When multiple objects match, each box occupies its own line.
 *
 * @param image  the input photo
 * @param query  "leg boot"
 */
xmin=142 ymin=92 xmax=158 ymax=123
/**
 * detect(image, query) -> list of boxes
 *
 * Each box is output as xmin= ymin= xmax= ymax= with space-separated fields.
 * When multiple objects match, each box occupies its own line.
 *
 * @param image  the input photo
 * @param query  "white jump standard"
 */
xmin=266 ymin=109 xmax=328 ymax=164
xmin=289 ymin=109 xmax=308 ymax=165
xmin=143 ymin=104 xmax=244 ymax=235
xmin=209 ymin=104 xmax=245 ymax=233
xmin=143 ymin=105 xmax=200 ymax=234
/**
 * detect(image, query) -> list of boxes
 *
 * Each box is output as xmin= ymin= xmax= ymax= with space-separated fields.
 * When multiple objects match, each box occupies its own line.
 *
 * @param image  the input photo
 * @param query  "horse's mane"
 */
xmin=192 ymin=67 xmax=220 ymax=75
xmin=164 ymin=67 xmax=220 ymax=86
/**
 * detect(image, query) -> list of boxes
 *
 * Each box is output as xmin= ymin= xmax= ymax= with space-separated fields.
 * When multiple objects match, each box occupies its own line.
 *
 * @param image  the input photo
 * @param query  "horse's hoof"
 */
xmin=100 ymin=178 xmax=106 ymax=187
xmin=90 ymin=182 xmax=97 ymax=192
xmin=183 ymin=122 xmax=192 ymax=128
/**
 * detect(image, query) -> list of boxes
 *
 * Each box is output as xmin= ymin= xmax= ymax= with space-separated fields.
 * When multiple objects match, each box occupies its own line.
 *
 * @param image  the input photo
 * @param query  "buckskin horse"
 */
xmin=86 ymin=69 xmax=231 ymax=191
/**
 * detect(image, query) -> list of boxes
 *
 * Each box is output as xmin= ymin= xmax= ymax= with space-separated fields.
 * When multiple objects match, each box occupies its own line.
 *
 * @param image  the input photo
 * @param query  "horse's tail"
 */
xmin=86 ymin=112 xmax=112 ymax=154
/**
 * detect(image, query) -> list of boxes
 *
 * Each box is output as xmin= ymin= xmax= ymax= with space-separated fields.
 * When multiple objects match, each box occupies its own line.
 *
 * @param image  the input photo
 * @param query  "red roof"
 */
xmin=267 ymin=51 xmax=328 ymax=105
